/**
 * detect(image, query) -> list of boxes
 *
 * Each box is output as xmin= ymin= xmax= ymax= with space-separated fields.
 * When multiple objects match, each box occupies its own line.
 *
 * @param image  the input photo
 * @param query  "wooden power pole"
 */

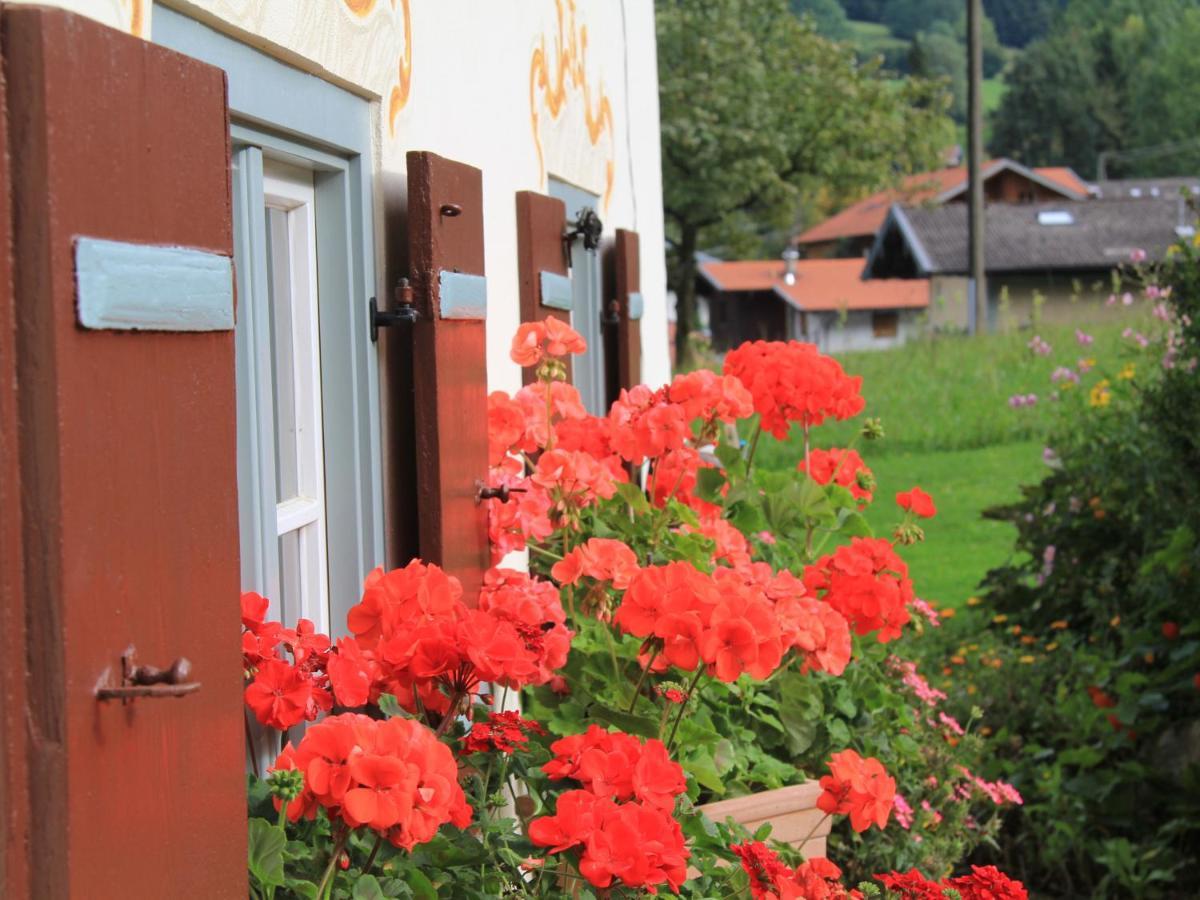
xmin=967 ymin=0 xmax=987 ymax=333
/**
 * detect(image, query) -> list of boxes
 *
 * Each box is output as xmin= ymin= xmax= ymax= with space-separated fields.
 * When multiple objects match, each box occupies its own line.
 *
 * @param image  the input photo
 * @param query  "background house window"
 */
xmin=549 ymin=177 xmax=606 ymax=414
xmin=872 ymin=311 xmax=900 ymax=338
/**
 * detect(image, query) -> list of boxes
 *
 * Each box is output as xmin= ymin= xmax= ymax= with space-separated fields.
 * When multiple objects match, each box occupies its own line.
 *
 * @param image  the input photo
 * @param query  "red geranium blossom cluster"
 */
xmin=799 ymin=447 xmax=875 ymax=505
xmin=272 ymin=712 xmax=472 ymax=851
xmin=461 ymin=710 xmax=546 ymax=755
xmin=295 ymin=561 xmax=572 ymax=718
xmin=541 ymin=724 xmax=687 ymax=811
xmin=667 ymin=368 xmax=754 ymax=434
xmin=804 ymin=537 xmax=914 ymax=642
xmin=614 ymin=562 xmax=785 ymax=682
xmin=877 ymin=865 xmax=1028 ymax=900
xmin=241 ymin=592 xmax=334 ymax=730
xmin=723 ymin=340 xmax=865 ymax=438
xmin=528 ymin=789 xmax=689 ymax=894
xmin=817 ymin=749 xmax=897 ymax=833
xmin=551 ymin=537 xmax=641 ymax=590
xmin=732 ymin=841 xmax=861 ymax=900
xmin=510 ymin=317 xmax=587 ymax=367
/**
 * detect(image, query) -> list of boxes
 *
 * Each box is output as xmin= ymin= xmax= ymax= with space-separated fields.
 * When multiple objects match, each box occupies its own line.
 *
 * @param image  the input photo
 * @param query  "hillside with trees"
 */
xmin=990 ymin=0 xmax=1200 ymax=179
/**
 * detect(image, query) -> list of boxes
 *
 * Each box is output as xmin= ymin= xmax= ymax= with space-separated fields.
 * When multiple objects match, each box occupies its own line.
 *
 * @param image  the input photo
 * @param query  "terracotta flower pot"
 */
xmin=698 ymin=781 xmax=831 ymax=859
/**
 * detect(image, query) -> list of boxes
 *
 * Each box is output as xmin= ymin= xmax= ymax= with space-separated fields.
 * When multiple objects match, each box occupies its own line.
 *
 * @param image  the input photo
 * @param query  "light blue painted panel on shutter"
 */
xmin=438 ymin=270 xmax=487 ymax=319
xmin=75 ymin=237 xmax=234 ymax=331
xmin=627 ymin=291 xmax=644 ymax=321
xmin=539 ymin=270 xmax=573 ymax=310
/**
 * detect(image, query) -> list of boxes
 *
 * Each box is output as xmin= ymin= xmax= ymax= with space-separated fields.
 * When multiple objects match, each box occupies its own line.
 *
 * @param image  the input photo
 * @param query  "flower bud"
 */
xmin=893 ymin=522 xmax=925 ymax=545
xmin=266 ymin=767 xmax=305 ymax=803
xmin=862 ymin=418 xmax=885 ymax=441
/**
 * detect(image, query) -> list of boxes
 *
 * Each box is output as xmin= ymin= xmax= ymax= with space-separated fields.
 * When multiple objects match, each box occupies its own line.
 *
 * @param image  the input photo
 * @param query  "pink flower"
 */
xmin=1130 ymin=248 xmax=1147 ymax=263
xmin=1075 ymin=329 xmax=1094 ymax=346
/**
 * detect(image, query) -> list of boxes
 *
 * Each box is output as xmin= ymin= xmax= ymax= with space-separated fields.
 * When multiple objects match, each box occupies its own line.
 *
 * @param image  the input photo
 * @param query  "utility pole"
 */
xmin=967 ymin=0 xmax=986 ymax=333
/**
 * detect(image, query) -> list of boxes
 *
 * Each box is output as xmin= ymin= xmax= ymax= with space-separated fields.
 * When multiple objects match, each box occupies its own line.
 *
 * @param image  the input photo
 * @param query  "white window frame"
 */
xmin=263 ymin=162 xmax=330 ymax=632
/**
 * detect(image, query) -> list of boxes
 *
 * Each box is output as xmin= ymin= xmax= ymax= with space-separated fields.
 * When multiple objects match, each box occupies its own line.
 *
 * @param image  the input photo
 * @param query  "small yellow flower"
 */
xmin=979 ymin=725 xmax=993 ymax=737
xmin=1081 ymin=357 xmax=1097 ymax=369
xmin=939 ymin=607 xmax=957 ymax=619
xmin=992 ymin=614 xmax=1008 ymax=624
xmin=966 ymin=596 xmax=982 ymax=607
xmin=1050 ymin=620 xmax=1069 ymax=630
xmin=1117 ymin=363 xmax=1136 ymax=381
xmin=1010 ymin=625 xmax=1022 ymax=636
xmin=966 ymin=643 xmax=980 ymax=651
xmin=1021 ymin=635 xmax=1037 ymax=645
xmin=1144 ymin=652 xmax=1155 ymax=665
xmin=1110 ymin=615 xmax=1121 ymax=628
xmin=1089 ymin=379 xmax=1112 ymax=408
xmin=951 ymin=655 xmax=966 ymax=666
xmin=989 ymin=658 xmax=1004 ymax=669
xmin=1061 ymin=380 xmax=1076 ymax=391
xmin=1019 ymin=655 xmax=1036 ymax=664
xmin=966 ymin=684 xmax=978 ymax=695
xmin=1168 ymin=243 xmax=1182 ymax=256
xmin=1045 ymin=642 xmax=1059 ymax=652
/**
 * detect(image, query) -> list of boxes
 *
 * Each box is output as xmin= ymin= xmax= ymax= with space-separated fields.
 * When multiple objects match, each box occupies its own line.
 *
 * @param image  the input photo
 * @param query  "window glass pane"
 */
xmin=278 ymin=527 xmax=302 ymax=621
xmin=265 ymin=206 xmax=299 ymax=501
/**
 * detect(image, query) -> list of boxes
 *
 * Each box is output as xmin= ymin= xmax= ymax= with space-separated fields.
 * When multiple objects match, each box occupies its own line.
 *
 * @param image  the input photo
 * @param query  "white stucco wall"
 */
xmin=20 ymin=0 xmax=672 ymax=394
xmin=800 ymin=308 xmax=925 ymax=354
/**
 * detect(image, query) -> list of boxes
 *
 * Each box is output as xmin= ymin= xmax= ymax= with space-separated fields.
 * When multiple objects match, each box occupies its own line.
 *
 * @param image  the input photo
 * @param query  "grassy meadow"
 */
xmin=753 ymin=314 xmax=1150 ymax=604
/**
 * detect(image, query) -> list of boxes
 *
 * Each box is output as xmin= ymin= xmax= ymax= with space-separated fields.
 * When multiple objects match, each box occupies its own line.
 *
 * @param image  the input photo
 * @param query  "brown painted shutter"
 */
xmin=408 ymin=151 xmax=490 ymax=603
xmin=0 ymin=33 xmax=30 ymax=898
xmin=611 ymin=228 xmax=643 ymax=402
xmin=515 ymin=189 xmax=571 ymax=385
xmin=3 ymin=8 xmax=245 ymax=896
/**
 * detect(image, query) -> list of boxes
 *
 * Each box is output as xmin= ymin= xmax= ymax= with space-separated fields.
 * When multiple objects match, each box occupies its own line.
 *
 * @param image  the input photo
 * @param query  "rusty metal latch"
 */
xmin=96 ymin=647 xmax=201 ymax=703
xmin=564 ymin=207 xmax=603 ymax=253
xmin=370 ymin=276 xmax=420 ymax=342
xmin=475 ymin=481 xmax=527 ymax=505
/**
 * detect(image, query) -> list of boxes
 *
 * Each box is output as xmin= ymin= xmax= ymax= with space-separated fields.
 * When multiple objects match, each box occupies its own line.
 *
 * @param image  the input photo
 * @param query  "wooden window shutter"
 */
xmin=515 ymin=189 xmax=572 ymax=385
xmin=407 ymin=151 xmax=490 ymax=603
xmin=609 ymin=228 xmax=643 ymax=405
xmin=3 ymin=7 xmax=244 ymax=894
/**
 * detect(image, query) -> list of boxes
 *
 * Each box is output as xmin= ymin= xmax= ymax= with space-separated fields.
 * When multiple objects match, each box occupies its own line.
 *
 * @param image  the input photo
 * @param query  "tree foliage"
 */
xmin=656 ymin=0 xmax=953 ymax=365
xmin=983 ymin=0 xmax=1066 ymax=48
xmin=790 ymin=0 xmax=850 ymax=40
xmin=990 ymin=0 xmax=1200 ymax=178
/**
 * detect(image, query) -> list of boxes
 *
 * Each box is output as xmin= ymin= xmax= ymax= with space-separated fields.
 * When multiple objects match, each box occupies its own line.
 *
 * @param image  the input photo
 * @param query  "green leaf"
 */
xmin=587 ymin=704 xmax=661 ymax=739
xmin=616 ymin=481 xmax=651 ymax=515
xmin=247 ymin=817 xmax=287 ymax=889
xmin=377 ymin=693 xmax=411 ymax=719
xmin=404 ymin=870 xmax=438 ymax=900
xmin=837 ymin=511 xmax=873 ymax=538
xmin=352 ymin=875 xmax=387 ymax=900
xmin=696 ymin=466 xmax=729 ymax=504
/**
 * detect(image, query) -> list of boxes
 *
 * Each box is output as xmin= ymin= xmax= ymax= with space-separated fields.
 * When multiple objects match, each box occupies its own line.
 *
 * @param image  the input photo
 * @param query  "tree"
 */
xmin=882 ymin=0 xmax=961 ymax=41
xmin=790 ymin=0 xmax=850 ymax=40
xmin=983 ymin=0 xmax=1065 ymax=48
xmin=657 ymin=0 xmax=954 ymax=366
xmin=988 ymin=0 xmax=1200 ymax=177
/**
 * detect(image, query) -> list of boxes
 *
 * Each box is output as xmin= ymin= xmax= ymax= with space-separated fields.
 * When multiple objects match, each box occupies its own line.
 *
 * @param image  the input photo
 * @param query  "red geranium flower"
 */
xmin=800 ymin=448 xmax=875 ymax=505
xmin=510 ymin=318 xmax=587 ymax=367
xmin=896 ymin=486 xmax=937 ymax=518
xmin=817 ymin=749 xmax=896 ymax=832
xmin=244 ymin=658 xmax=319 ymax=731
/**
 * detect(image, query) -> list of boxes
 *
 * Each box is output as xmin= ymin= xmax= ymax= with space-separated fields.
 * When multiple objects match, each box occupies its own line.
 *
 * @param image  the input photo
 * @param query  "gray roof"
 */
xmin=864 ymin=197 xmax=1193 ymax=278
xmin=1094 ymin=177 xmax=1200 ymax=200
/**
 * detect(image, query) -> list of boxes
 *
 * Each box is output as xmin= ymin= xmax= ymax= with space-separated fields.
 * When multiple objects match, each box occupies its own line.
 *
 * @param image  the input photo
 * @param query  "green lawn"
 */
xmin=854 ymin=441 xmax=1044 ymax=608
xmin=750 ymin=315 xmax=1150 ymax=607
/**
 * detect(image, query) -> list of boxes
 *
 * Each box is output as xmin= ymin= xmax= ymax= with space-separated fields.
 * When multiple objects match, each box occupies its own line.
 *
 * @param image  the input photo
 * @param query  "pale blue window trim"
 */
xmin=156 ymin=5 xmax=384 ymax=632
xmin=548 ymin=178 xmax=606 ymax=414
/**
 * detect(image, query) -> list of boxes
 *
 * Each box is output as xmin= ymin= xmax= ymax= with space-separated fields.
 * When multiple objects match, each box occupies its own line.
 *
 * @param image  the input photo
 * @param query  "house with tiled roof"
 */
xmin=795 ymin=159 xmax=1090 ymax=259
xmin=864 ymin=196 xmax=1193 ymax=330
xmin=697 ymin=257 xmax=929 ymax=353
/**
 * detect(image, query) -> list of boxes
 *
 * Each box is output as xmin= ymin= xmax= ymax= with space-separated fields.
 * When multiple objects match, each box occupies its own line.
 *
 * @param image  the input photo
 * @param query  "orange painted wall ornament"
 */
xmin=529 ymin=0 xmax=616 ymax=211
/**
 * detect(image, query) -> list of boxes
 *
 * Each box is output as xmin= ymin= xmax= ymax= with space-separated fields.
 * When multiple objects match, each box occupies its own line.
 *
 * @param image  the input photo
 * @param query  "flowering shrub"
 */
xmin=920 ymin=242 xmax=1200 ymax=896
xmin=241 ymin=323 xmax=1029 ymax=897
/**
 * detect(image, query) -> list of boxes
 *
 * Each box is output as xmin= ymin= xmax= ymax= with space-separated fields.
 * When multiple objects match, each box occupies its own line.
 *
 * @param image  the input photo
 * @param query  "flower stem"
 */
xmin=627 ymin=649 xmax=659 ymax=713
xmin=315 ymin=825 xmax=349 ymax=900
xmin=434 ymin=690 xmax=463 ymax=738
xmin=744 ymin=420 xmax=763 ymax=475
xmin=667 ymin=667 xmax=706 ymax=751
xmin=362 ymin=831 xmax=383 ymax=877
xmin=528 ymin=543 xmax=564 ymax=562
